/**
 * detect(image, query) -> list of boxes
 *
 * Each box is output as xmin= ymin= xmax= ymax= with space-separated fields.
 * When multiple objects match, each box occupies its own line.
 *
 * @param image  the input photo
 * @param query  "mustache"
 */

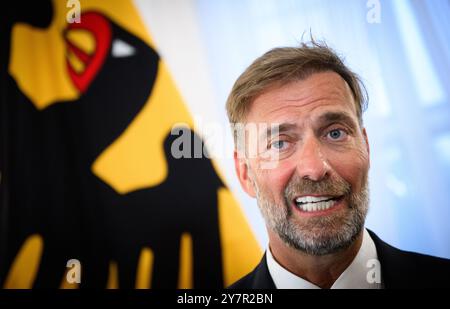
xmin=284 ymin=174 xmax=352 ymax=202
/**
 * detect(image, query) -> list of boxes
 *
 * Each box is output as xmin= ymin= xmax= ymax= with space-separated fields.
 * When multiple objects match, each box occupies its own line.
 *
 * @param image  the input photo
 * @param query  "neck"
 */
xmin=268 ymin=230 xmax=364 ymax=289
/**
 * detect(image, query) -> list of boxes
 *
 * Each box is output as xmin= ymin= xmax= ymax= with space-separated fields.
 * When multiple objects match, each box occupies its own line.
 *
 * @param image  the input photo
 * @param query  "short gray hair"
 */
xmin=226 ymin=40 xmax=368 ymax=145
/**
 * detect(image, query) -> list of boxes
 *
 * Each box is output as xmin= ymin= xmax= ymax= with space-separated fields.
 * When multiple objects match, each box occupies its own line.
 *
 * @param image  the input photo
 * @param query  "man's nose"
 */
xmin=295 ymin=135 xmax=330 ymax=181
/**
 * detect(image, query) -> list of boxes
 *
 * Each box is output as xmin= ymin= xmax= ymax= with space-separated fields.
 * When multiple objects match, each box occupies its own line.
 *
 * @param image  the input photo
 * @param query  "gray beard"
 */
xmin=255 ymin=173 xmax=369 ymax=256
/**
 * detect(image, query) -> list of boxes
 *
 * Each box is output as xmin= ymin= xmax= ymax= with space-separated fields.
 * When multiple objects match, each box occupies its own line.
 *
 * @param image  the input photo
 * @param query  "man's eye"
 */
xmin=270 ymin=140 xmax=287 ymax=150
xmin=327 ymin=129 xmax=347 ymax=141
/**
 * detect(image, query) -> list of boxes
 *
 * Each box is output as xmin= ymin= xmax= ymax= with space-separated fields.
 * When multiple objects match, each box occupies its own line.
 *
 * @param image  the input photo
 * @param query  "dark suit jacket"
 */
xmin=228 ymin=230 xmax=450 ymax=289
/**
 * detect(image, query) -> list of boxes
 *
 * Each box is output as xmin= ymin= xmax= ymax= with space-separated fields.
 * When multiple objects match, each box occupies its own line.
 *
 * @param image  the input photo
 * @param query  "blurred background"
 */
xmin=1 ymin=0 xmax=449 ymax=288
xmin=142 ymin=0 xmax=450 ymax=258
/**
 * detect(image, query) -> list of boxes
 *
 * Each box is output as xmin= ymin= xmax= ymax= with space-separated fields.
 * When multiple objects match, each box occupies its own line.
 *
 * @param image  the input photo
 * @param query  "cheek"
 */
xmin=328 ymin=146 xmax=369 ymax=190
xmin=254 ymin=160 xmax=295 ymax=200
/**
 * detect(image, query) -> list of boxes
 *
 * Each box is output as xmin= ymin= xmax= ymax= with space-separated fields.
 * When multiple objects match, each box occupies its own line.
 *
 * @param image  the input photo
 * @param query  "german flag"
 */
xmin=0 ymin=0 xmax=260 ymax=288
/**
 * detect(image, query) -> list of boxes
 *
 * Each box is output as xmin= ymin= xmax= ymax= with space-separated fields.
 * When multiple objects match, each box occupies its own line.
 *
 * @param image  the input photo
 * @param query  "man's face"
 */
xmin=234 ymin=71 xmax=370 ymax=255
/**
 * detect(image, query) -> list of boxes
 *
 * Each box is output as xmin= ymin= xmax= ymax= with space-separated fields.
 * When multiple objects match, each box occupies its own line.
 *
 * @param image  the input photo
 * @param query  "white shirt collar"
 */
xmin=266 ymin=228 xmax=383 ymax=289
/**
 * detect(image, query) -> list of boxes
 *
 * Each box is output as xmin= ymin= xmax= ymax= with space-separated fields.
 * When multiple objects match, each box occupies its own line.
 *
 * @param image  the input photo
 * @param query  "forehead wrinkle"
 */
xmin=247 ymin=72 xmax=358 ymax=123
xmin=257 ymin=98 xmax=327 ymax=123
xmin=255 ymin=90 xmax=351 ymax=122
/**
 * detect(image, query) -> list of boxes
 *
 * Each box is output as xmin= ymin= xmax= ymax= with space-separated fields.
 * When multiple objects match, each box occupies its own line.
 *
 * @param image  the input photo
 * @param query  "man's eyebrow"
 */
xmin=256 ymin=112 xmax=357 ymax=141
xmin=261 ymin=123 xmax=298 ymax=140
xmin=317 ymin=111 xmax=358 ymax=128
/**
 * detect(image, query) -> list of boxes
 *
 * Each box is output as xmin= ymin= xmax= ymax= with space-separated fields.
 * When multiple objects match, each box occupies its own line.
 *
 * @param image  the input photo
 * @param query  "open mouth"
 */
xmin=293 ymin=195 xmax=344 ymax=213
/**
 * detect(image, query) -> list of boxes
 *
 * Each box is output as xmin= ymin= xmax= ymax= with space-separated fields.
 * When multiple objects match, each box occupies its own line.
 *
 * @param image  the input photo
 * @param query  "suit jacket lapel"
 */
xmin=367 ymin=229 xmax=415 ymax=288
xmin=251 ymin=253 xmax=277 ymax=289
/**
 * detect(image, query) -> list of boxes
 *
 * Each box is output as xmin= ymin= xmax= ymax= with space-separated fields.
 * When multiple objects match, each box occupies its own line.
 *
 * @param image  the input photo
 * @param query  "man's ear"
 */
xmin=362 ymin=127 xmax=370 ymax=167
xmin=234 ymin=150 xmax=256 ymax=198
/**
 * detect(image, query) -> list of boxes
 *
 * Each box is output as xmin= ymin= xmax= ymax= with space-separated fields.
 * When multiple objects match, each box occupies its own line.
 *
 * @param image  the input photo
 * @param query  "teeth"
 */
xmin=296 ymin=199 xmax=336 ymax=212
xmin=295 ymin=196 xmax=333 ymax=204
